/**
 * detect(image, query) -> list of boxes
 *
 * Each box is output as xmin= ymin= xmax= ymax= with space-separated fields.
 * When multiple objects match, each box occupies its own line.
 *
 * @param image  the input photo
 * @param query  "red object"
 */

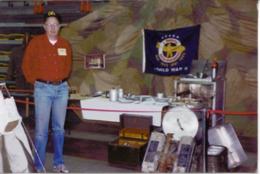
xmin=211 ymin=60 xmax=218 ymax=80
xmin=80 ymin=0 xmax=92 ymax=13
xmin=33 ymin=0 xmax=44 ymax=14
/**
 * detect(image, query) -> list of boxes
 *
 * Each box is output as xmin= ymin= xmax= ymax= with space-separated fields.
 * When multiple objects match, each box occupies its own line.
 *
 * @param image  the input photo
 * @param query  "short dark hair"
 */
xmin=43 ymin=10 xmax=61 ymax=23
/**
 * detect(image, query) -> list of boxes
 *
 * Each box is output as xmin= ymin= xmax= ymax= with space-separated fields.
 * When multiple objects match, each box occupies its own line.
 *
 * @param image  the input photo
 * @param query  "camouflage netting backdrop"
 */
xmin=60 ymin=0 xmax=257 ymax=137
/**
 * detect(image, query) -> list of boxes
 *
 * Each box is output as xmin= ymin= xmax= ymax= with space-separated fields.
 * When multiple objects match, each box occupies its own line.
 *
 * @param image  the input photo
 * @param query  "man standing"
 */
xmin=22 ymin=10 xmax=72 ymax=173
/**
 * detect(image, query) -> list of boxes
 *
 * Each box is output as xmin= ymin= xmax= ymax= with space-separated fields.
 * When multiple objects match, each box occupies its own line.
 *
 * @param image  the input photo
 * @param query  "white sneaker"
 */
xmin=53 ymin=164 xmax=69 ymax=173
xmin=36 ymin=168 xmax=45 ymax=173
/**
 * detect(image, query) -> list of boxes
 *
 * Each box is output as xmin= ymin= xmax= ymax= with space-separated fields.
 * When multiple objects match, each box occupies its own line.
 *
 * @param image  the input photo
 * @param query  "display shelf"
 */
xmin=0 ymin=55 xmax=10 ymax=62
xmin=0 ymin=80 xmax=16 ymax=89
xmin=0 ymin=62 xmax=9 ymax=67
xmin=0 ymin=40 xmax=23 ymax=45
xmin=0 ymin=67 xmax=8 ymax=73
xmin=0 ymin=23 xmax=67 ymax=28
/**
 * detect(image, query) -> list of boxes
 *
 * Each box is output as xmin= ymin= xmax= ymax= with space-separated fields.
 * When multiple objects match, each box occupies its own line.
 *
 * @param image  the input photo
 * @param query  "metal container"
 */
xmin=207 ymin=145 xmax=228 ymax=172
xmin=109 ymin=88 xmax=118 ymax=102
xmin=208 ymin=123 xmax=248 ymax=169
xmin=118 ymin=88 xmax=124 ymax=99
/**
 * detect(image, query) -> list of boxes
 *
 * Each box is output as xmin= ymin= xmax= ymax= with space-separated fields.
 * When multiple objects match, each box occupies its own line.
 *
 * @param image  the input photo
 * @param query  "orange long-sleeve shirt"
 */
xmin=22 ymin=34 xmax=72 ymax=84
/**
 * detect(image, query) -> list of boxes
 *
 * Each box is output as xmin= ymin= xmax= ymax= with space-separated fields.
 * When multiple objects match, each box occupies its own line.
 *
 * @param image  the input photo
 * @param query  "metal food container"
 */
xmin=208 ymin=123 xmax=248 ymax=169
xmin=207 ymin=145 xmax=228 ymax=172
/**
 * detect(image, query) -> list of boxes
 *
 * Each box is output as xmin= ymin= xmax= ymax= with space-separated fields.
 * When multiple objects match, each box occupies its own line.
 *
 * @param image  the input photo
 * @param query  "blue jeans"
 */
xmin=33 ymin=81 xmax=69 ymax=170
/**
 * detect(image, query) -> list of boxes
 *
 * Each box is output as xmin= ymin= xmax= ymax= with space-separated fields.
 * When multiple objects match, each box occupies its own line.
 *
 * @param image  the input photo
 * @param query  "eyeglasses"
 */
xmin=45 ymin=23 xmax=60 ymax=28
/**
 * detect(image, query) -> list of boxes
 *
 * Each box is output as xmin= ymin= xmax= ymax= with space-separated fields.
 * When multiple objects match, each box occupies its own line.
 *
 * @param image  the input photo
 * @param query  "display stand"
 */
xmin=174 ymin=78 xmax=225 ymax=126
xmin=173 ymin=77 xmax=225 ymax=172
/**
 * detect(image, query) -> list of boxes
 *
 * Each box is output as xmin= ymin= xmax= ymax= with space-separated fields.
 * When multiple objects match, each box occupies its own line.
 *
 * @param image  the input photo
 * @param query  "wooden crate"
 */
xmin=108 ymin=114 xmax=152 ymax=169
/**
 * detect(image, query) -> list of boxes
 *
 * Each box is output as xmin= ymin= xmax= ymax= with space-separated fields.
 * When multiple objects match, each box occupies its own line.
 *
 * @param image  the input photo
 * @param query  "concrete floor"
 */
xmin=1 ymin=135 xmax=257 ymax=173
xmin=43 ymin=129 xmax=258 ymax=173
xmin=44 ymin=152 xmax=136 ymax=173
xmin=44 ymin=151 xmax=257 ymax=173
xmin=1 ymin=141 xmax=136 ymax=173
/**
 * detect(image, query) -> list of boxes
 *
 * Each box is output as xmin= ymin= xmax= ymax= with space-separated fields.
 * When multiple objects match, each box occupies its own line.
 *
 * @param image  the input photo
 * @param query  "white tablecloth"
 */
xmin=80 ymin=97 xmax=168 ymax=126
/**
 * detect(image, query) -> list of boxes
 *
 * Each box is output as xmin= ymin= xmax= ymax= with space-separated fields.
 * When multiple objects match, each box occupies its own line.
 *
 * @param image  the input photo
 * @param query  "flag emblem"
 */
xmin=143 ymin=25 xmax=200 ymax=76
xmin=156 ymin=37 xmax=185 ymax=64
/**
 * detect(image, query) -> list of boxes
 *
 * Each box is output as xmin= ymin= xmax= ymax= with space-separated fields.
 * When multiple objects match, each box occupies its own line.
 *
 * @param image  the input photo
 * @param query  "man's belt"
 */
xmin=36 ymin=79 xmax=67 ymax=85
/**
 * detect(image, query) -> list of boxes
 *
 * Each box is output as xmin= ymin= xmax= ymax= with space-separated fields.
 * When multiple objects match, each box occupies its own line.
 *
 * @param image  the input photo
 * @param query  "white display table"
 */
xmin=80 ymin=97 xmax=168 ymax=126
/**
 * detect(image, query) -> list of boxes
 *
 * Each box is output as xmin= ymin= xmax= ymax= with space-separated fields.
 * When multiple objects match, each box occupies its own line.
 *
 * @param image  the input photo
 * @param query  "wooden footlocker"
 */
xmin=108 ymin=114 xmax=153 ymax=169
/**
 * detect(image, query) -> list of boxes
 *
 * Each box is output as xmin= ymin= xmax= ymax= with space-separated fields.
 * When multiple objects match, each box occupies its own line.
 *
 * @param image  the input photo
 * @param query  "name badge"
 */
xmin=57 ymin=48 xmax=67 ymax=56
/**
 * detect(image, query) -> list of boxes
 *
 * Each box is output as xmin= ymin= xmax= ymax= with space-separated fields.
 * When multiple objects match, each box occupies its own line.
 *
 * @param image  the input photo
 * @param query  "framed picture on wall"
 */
xmin=84 ymin=53 xmax=105 ymax=69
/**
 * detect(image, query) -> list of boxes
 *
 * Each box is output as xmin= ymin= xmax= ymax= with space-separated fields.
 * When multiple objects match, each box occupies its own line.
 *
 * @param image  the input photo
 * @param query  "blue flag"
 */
xmin=142 ymin=25 xmax=200 ymax=76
